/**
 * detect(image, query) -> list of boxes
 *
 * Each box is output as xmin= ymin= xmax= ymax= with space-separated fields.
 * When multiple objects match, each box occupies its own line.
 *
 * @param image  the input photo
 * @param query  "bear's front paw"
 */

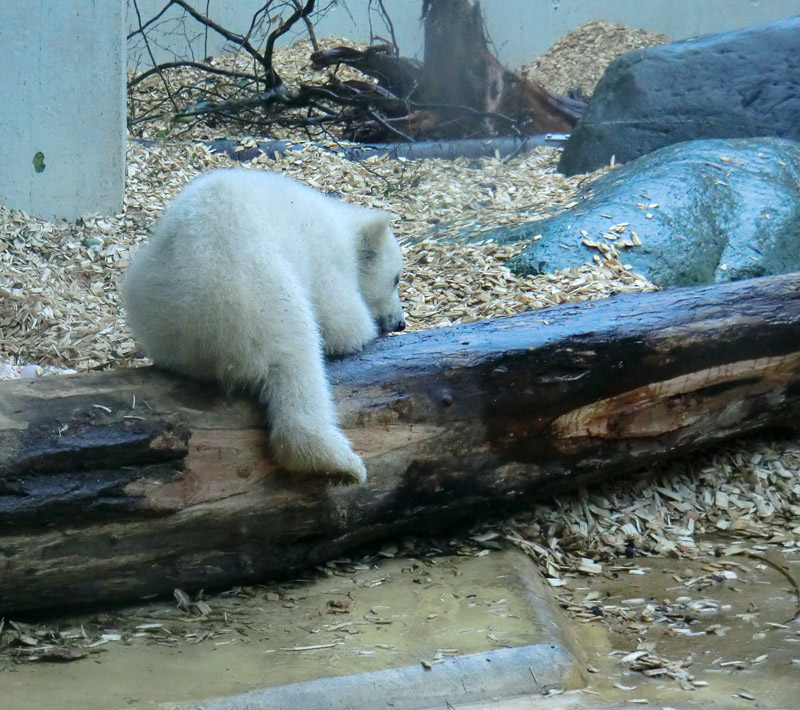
xmin=271 ymin=427 xmax=367 ymax=485
xmin=322 ymin=318 xmax=379 ymax=357
xmin=327 ymin=451 xmax=367 ymax=485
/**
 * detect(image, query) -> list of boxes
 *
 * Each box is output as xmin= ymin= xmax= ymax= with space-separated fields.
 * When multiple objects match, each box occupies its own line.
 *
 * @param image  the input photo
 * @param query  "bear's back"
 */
xmin=156 ymin=169 xmax=357 ymax=270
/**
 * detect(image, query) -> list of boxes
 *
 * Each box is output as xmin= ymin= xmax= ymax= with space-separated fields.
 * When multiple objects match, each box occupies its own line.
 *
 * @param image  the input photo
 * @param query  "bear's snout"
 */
xmin=377 ymin=315 xmax=406 ymax=334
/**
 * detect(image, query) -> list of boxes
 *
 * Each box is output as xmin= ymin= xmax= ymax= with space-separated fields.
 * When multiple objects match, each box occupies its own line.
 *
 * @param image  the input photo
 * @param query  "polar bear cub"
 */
xmin=122 ymin=168 xmax=405 ymax=484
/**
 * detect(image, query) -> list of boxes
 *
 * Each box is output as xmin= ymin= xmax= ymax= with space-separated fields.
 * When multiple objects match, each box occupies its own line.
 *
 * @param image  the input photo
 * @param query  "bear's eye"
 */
xmin=394 ymin=274 xmax=400 ymax=287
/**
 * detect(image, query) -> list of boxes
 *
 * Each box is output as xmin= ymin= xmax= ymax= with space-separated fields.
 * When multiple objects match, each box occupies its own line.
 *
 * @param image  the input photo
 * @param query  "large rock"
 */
xmin=483 ymin=138 xmax=800 ymax=288
xmin=558 ymin=17 xmax=800 ymax=176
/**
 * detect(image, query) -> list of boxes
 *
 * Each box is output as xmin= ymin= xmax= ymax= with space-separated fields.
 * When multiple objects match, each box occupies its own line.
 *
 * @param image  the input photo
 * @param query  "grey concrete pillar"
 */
xmin=0 ymin=0 xmax=126 ymax=220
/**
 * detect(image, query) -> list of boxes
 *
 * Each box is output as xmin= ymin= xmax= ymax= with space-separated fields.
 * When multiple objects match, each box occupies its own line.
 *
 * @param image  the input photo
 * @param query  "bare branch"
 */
xmin=365 ymin=110 xmax=414 ymax=141
xmin=128 ymin=61 xmax=258 ymax=89
xmin=126 ymin=0 xmax=567 ymax=142
xmin=139 ymin=0 xmax=275 ymax=82
xmin=368 ymin=0 xmax=399 ymax=55
xmin=127 ymin=0 xmax=175 ymax=41
xmin=262 ymin=0 xmax=317 ymax=83
xmin=410 ymin=100 xmax=523 ymax=129
xmin=295 ymin=0 xmax=320 ymax=52
xmin=130 ymin=0 xmax=181 ymax=111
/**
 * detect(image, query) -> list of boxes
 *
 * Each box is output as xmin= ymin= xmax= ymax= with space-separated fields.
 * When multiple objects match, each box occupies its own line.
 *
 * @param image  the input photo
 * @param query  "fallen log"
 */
xmin=1 ymin=273 xmax=799 ymax=613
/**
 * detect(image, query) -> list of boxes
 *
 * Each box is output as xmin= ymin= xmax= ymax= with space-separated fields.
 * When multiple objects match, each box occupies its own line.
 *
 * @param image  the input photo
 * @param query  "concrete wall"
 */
xmin=0 ymin=1 xmax=126 ymax=220
xmin=128 ymin=0 xmax=800 ymax=69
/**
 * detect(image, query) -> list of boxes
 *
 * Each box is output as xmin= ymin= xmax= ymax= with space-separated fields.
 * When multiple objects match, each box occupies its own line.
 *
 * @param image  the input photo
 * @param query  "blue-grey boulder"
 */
xmin=486 ymin=137 xmax=800 ymax=288
xmin=558 ymin=16 xmax=800 ymax=176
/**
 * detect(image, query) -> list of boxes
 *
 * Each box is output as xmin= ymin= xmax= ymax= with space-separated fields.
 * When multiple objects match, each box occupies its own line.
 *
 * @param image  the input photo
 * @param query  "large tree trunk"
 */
xmin=415 ymin=0 xmax=577 ymax=137
xmin=1 ymin=273 xmax=799 ymax=613
xmin=310 ymin=0 xmax=581 ymax=141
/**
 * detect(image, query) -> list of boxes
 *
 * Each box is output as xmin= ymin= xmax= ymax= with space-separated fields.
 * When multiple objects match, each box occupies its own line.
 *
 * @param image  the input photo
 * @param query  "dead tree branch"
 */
xmin=128 ymin=61 xmax=259 ymax=89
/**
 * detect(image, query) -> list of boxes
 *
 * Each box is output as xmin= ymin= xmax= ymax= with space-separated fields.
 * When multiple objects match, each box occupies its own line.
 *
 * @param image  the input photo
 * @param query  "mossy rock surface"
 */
xmin=482 ymin=137 xmax=800 ymax=287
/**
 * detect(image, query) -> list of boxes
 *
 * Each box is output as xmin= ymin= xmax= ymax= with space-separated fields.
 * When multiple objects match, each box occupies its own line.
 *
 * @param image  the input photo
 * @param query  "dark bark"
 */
xmin=1 ymin=273 xmax=799 ymax=613
xmin=311 ymin=45 xmax=423 ymax=100
xmin=415 ymin=0 xmax=577 ymax=137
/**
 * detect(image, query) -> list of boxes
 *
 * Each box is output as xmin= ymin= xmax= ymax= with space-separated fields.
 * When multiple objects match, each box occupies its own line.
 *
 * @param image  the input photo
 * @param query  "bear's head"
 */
xmin=356 ymin=211 xmax=406 ymax=335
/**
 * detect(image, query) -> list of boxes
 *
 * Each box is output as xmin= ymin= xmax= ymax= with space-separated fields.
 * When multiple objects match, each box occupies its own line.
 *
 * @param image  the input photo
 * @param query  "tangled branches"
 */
xmin=127 ymin=0 xmax=582 ymax=142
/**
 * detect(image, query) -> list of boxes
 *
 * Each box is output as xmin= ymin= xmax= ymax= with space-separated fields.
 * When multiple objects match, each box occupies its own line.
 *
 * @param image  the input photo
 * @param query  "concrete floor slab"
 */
xmin=170 ymin=549 xmax=584 ymax=709
xmin=7 ymin=547 xmax=796 ymax=709
xmin=177 ymin=644 xmax=574 ymax=710
xmin=1 ymin=550 xmax=583 ymax=709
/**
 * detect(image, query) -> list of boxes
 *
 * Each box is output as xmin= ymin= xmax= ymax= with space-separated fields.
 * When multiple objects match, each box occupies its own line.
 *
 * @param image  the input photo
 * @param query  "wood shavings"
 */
xmin=3 ymin=31 xmax=655 ymax=373
xmin=0 ymin=134 xmax=650 ymax=371
xmin=519 ymin=20 xmax=671 ymax=97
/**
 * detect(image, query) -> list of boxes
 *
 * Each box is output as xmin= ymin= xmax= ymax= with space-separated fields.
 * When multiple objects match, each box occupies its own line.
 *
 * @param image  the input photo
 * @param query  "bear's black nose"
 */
xmin=394 ymin=320 xmax=406 ymax=332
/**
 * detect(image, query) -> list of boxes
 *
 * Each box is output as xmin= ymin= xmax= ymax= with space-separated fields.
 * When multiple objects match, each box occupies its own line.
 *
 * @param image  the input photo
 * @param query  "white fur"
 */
xmin=122 ymin=168 xmax=404 ymax=484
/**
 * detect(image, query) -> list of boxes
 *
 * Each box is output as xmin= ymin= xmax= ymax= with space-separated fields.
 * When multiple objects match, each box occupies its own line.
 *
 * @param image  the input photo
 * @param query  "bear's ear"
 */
xmin=357 ymin=210 xmax=391 ymax=250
